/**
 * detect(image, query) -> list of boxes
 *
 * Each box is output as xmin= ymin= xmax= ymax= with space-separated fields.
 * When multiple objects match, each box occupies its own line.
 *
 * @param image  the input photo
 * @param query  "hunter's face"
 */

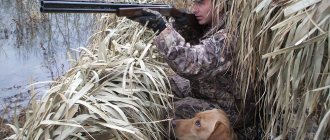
xmin=193 ymin=0 xmax=212 ymax=25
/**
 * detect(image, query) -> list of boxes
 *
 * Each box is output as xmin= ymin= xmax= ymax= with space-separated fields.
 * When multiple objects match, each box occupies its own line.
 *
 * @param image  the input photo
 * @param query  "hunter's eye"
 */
xmin=195 ymin=120 xmax=201 ymax=128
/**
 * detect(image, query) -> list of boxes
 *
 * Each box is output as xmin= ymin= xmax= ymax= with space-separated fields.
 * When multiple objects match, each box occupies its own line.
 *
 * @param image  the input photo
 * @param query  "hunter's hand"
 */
xmin=128 ymin=9 xmax=166 ymax=34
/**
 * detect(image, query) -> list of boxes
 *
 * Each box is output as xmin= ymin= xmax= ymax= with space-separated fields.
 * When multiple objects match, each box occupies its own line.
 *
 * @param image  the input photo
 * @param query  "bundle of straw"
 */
xmin=228 ymin=0 xmax=329 ymax=139
xmin=7 ymin=5 xmax=174 ymax=140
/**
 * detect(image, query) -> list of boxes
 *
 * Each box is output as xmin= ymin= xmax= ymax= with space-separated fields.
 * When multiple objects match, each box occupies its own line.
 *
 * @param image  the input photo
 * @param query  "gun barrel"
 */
xmin=40 ymin=0 xmax=171 ymax=13
xmin=40 ymin=7 xmax=117 ymax=13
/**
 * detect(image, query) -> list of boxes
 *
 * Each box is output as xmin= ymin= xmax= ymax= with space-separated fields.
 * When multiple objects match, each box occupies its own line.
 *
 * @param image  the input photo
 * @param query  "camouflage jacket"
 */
xmin=154 ymin=25 xmax=254 ymax=125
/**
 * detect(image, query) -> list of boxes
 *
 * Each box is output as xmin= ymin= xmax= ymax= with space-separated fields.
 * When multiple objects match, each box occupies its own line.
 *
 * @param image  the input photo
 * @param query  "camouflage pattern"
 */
xmin=155 ymin=25 xmax=257 ymax=139
xmin=155 ymin=25 xmax=238 ymax=120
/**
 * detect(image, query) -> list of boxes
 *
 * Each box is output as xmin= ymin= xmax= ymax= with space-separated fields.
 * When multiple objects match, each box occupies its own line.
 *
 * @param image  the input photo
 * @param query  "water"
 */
xmin=0 ymin=0 xmax=95 ymax=117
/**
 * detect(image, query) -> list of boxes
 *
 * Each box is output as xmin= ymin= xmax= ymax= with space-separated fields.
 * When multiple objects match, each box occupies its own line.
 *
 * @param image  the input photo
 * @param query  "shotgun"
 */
xmin=40 ymin=0 xmax=202 ymax=32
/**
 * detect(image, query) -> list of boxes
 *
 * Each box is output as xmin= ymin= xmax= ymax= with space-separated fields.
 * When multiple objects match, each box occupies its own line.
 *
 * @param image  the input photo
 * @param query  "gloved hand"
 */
xmin=128 ymin=9 xmax=166 ymax=34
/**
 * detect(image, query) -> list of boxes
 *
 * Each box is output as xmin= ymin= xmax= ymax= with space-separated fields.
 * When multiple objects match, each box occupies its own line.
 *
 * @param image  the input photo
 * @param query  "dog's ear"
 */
xmin=207 ymin=121 xmax=232 ymax=140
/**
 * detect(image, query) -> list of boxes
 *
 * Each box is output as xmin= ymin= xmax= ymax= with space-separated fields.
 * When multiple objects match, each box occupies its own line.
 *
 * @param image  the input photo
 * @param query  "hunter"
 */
xmin=129 ymin=0 xmax=257 ymax=139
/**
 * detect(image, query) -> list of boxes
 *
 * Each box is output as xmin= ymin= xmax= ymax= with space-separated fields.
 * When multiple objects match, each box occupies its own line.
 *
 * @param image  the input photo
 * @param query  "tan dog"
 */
xmin=173 ymin=109 xmax=235 ymax=140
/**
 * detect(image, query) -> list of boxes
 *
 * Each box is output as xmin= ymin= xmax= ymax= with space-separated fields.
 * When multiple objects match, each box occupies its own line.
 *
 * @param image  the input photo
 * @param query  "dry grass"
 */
xmin=228 ymin=0 xmax=329 ymax=139
xmin=6 ymin=0 xmax=181 ymax=139
xmin=9 ymin=24 xmax=172 ymax=140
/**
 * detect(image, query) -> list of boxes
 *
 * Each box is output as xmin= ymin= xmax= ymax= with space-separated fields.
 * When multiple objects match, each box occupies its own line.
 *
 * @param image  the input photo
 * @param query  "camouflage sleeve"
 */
xmin=154 ymin=25 xmax=232 ymax=80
